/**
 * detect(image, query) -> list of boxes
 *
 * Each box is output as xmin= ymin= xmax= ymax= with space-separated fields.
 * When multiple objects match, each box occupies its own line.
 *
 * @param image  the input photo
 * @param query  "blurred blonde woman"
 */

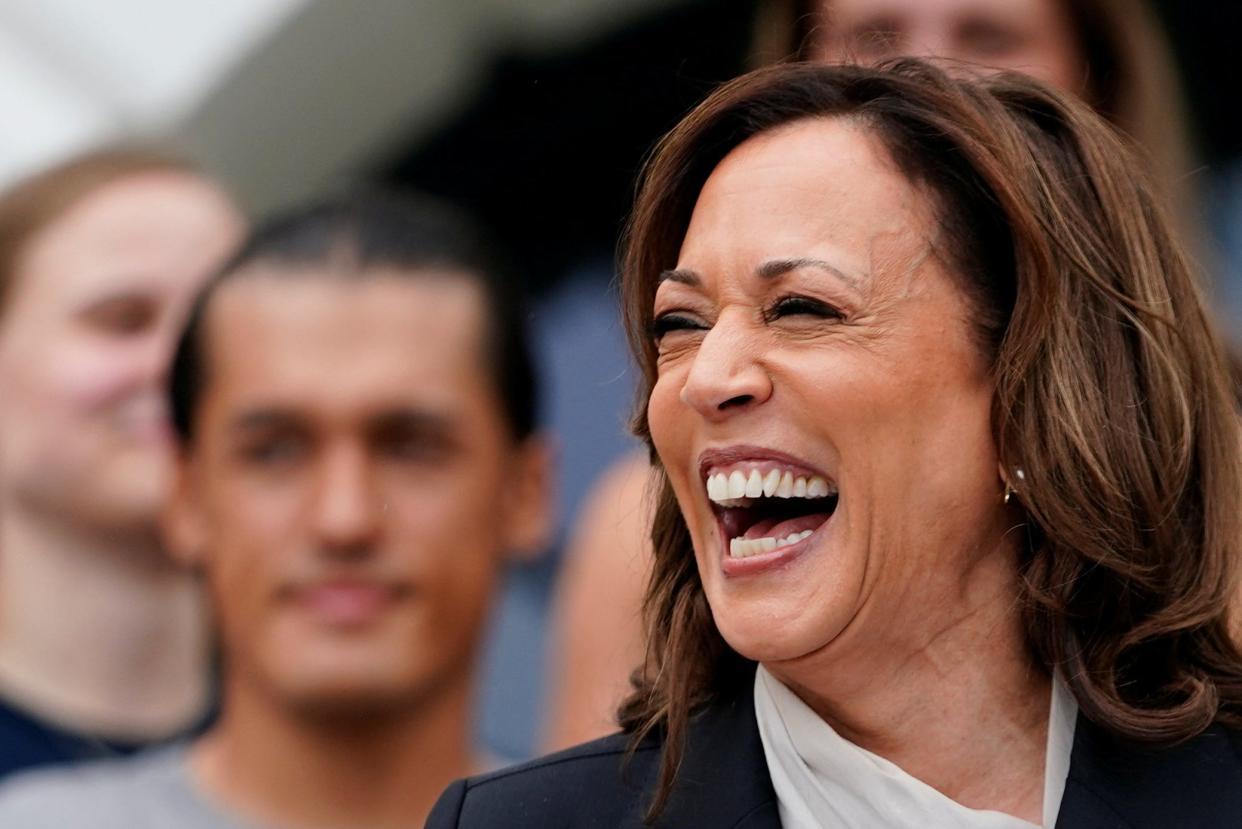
xmin=0 ymin=149 xmax=244 ymax=777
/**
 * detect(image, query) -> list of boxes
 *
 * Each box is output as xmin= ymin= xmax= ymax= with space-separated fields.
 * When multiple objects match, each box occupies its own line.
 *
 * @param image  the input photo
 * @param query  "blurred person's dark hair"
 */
xmin=0 ymin=147 xmax=200 ymax=315
xmin=169 ymin=190 xmax=538 ymax=445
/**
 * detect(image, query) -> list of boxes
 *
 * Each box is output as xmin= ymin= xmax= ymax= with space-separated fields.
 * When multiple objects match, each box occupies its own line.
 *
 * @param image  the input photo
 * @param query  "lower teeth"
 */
xmin=729 ymin=529 xmax=814 ymax=558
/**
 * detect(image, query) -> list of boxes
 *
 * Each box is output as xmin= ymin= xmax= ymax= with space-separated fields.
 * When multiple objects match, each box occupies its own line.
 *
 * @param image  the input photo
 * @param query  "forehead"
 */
xmin=828 ymin=0 xmax=1058 ymax=24
xmin=676 ymin=117 xmax=934 ymax=287
xmin=203 ymin=269 xmax=493 ymax=416
xmin=15 ymin=171 xmax=242 ymax=303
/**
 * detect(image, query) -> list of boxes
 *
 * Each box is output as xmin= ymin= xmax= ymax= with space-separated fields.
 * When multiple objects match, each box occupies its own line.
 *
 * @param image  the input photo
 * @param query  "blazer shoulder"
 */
xmin=428 ymin=686 xmax=779 ymax=829
xmin=1059 ymin=719 xmax=1242 ymax=828
xmin=426 ymin=731 xmax=660 ymax=829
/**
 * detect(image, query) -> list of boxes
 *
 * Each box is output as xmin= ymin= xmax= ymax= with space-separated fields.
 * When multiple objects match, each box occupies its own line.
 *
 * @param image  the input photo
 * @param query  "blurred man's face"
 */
xmin=169 ymin=269 xmax=548 ymax=716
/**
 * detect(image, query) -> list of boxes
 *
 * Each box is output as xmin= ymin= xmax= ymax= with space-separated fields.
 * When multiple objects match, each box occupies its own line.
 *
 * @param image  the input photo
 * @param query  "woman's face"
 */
xmin=809 ymin=0 xmax=1085 ymax=97
xmin=0 ymin=171 xmax=243 ymax=537
xmin=647 ymin=118 xmax=1014 ymax=667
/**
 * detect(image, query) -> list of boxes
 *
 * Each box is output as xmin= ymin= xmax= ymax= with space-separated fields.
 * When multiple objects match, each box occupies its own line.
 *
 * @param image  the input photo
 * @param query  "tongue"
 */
xmin=743 ymin=513 xmax=830 ymax=541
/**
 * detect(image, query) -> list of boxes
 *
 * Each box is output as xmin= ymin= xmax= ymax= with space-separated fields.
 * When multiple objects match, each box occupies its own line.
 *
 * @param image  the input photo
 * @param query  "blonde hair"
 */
xmin=0 ymin=147 xmax=200 ymax=312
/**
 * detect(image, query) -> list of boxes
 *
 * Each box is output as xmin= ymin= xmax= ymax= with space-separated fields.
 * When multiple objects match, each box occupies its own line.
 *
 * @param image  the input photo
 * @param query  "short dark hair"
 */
xmin=169 ymin=190 xmax=538 ymax=443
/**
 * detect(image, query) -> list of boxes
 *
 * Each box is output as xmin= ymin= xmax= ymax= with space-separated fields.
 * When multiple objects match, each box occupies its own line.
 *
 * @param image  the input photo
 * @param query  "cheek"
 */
xmin=647 ymin=373 xmax=690 ymax=460
xmin=386 ymin=481 xmax=502 ymax=643
xmin=205 ymin=536 xmax=278 ymax=648
xmin=25 ymin=340 xmax=152 ymax=415
xmin=647 ymin=377 xmax=702 ymax=516
xmin=212 ymin=477 xmax=303 ymax=540
xmin=384 ymin=465 xmax=506 ymax=569
xmin=802 ymin=355 xmax=998 ymax=579
xmin=201 ymin=486 xmax=305 ymax=620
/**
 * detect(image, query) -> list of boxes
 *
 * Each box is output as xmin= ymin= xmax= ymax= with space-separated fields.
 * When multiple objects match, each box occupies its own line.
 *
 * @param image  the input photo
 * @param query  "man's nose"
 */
xmin=311 ymin=443 xmax=382 ymax=556
xmin=677 ymin=313 xmax=773 ymax=422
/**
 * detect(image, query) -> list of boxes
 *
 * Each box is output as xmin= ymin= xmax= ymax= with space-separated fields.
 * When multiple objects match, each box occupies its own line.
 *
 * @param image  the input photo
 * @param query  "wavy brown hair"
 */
xmin=617 ymin=59 xmax=1242 ymax=819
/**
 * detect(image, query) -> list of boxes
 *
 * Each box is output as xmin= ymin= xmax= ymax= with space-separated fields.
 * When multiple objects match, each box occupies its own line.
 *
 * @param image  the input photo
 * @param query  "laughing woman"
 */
xmin=427 ymin=60 xmax=1242 ymax=828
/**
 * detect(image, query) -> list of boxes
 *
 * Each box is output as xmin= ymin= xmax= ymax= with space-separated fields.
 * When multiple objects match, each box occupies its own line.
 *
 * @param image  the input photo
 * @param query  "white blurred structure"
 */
xmin=0 ymin=0 xmax=682 ymax=207
xmin=0 ymin=0 xmax=304 ymax=186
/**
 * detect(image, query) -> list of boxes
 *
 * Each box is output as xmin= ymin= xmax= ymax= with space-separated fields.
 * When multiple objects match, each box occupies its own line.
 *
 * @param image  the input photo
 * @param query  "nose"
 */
xmin=312 ymin=443 xmax=382 ymax=557
xmin=678 ymin=311 xmax=772 ymax=421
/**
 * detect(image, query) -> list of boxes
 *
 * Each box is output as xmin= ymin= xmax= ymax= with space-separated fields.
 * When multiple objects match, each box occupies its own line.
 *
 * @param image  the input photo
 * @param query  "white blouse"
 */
xmin=754 ymin=665 xmax=1077 ymax=829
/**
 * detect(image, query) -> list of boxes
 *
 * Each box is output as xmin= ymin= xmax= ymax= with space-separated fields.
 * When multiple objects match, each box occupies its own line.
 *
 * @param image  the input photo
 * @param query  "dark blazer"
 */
xmin=427 ymin=679 xmax=1242 ymax=828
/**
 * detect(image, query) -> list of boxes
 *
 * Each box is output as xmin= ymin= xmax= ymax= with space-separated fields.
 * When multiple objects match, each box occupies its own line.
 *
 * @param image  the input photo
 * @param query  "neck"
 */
xmin=0 ymin=504 xmax=210 ymax=740
xmin=767 ymin=544 xmax=1050 ymax=822
xmin=192 ymin=669 xmax=476 ymax=829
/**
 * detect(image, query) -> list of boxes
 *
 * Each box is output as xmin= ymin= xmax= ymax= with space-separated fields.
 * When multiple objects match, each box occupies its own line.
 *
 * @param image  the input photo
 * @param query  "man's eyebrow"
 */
xmin=366 ymin=408 xmax=457 ymax=433
xmin=227 ymin=409 xmax=302 ymax=432
xmin=657 ymin=268 xmax=700 ymax=286
xmin=757 ymin=257 xmax=860 ymax=290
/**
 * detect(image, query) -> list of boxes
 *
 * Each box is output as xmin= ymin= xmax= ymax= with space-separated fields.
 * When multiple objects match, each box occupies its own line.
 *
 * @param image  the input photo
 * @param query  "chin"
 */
xmin=702 ymin=545 xmax=865 ymax=662
xmin=75 ymin=458 xmax=171 ymax=526
xmin=88 ymin=494 xmax=165 ymax=534
xmin=279 ymin=671 xmax=430 ymax=720
xmin=292 ymin=689 xmax=415 ymax=720
xmin=712 ymin=601 xmax=850 ymax=666
xmin=50 ymin=487 xmax=163 ymax=539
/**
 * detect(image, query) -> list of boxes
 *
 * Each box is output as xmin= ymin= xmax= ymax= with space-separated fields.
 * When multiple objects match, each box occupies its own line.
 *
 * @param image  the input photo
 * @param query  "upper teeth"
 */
xmin=706 ymin=468 xmax=834 ymax=504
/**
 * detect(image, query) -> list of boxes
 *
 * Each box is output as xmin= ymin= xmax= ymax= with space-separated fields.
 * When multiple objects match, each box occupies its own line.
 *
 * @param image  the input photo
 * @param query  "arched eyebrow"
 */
xmin=658 ymin=258 xmax=860 ymax=291
xmin=657 ymin=268 xmax=699 ymax=286
xmin=757 ymin=257 xmax=860 ymax=291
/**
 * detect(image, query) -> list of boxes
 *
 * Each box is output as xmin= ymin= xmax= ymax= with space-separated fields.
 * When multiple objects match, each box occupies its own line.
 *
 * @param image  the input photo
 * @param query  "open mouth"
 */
xmin=704 ymin=465 xmax=839 ymax=558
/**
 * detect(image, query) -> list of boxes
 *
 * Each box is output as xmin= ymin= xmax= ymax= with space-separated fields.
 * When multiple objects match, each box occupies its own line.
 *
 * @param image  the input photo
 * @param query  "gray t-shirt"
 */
xmin=0 ymin=745 xmax=263 ymax=829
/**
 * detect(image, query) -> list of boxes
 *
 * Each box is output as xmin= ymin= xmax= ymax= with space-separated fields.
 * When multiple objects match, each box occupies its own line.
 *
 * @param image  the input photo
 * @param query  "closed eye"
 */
xmin=764 ymin=295 xmax=844 ymax=322
xmin=649 ymin=312 xmax=709 ymax=342
xmin=237 ymin=433 xmax=307 ymax=467
xmin=370 ymin=418 xmax=457 ymax=464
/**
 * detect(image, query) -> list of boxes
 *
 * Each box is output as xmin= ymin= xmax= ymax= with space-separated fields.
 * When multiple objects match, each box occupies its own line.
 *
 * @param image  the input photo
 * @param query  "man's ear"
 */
xmin=501 ymin=433 xmax=556 ymax=563
xmin=161 ymin=451 xmax=209 ymax=569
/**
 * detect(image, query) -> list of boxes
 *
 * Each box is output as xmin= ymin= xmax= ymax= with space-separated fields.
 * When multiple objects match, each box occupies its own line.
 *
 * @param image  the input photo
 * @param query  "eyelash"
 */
xmin=648 ymin=313 xmax=706 ymax=341
xmin=763 ymin=295 xmax=843 ymax=322
xmin=649 ymin=295 xmax=843 ymax=341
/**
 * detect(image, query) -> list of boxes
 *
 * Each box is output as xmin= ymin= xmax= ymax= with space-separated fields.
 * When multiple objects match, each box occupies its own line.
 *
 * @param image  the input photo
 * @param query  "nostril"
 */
xmin=679 ymin=344 xmax=772 ymax=416
xmin=719 ymin=394 xmax=754 ymax=410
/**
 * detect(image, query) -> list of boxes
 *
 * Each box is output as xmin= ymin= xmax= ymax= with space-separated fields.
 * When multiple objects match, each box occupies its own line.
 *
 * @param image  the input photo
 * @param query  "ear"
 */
xmin=500 ymin=433 xmax=556 ymax=563
xmin=161 ymin=450 xmax=209 ymax=569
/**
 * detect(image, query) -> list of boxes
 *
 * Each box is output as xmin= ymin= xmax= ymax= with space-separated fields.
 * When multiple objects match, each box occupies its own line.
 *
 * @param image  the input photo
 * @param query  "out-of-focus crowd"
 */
xmin=0 ymin=1 xmax=1234 ymax=827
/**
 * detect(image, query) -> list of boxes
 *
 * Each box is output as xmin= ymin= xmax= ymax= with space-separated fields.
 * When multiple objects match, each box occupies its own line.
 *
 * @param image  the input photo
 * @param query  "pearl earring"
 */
xmin=1003 ymin=467 xmax=1026 ymax=504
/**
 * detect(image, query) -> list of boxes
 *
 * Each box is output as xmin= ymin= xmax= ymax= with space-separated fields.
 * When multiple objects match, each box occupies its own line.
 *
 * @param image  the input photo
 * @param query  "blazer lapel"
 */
xmin=657 ymin=686 xmax=1242 ymax=828
xmin=654 ymin=679 xmax=782 ymax=829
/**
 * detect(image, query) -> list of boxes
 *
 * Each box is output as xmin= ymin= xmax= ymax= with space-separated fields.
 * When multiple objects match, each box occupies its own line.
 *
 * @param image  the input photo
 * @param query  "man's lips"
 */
xmin=289 ymin=580 xmax=409 ymax=626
